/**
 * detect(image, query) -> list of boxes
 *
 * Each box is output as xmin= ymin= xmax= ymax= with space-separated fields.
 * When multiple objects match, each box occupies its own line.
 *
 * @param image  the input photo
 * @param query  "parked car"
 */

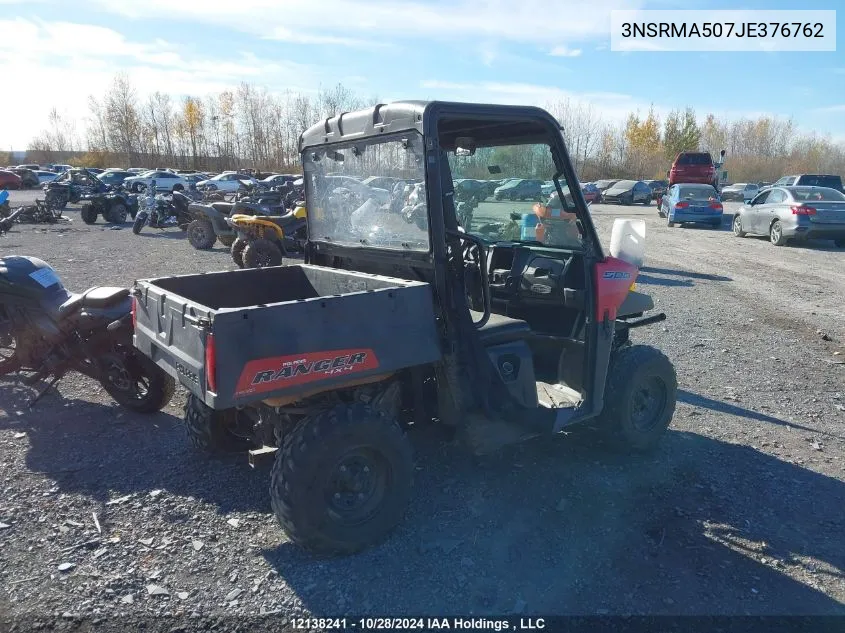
xmin=360 ymin=176 xmax=401 ymax=191
xmin=732 ymin=186 xmax=845 ymax=247
xmin=581 ymin=182 xmax=601 ymax=203
xmin=182 ymin=173 xmax=208 ymax=186
xmin=261 ymin=174 xmax=299 ymax=187
xmin=197 ymin=171 xmax=259 ymax=193
xmin=659 ymin=184 xmax=723 ymax=228
xmin=34 ymin=170 xmax=59 ymax=185
xmin=96 ymin=170 xmax=135 ymax=188
xmin=123 ymin=170 xmax=189 ymax=193
xmin=668 ymin=151 xmax=722 ymax=188
xmin=126 ymin=168 xmax=148 ymax=174
xmin=493 ymin=178 xmax=543 ymax=201
xmin=17 ymin=163 xmax=41 ymax=171
xmin=593 ymin=179 xmax=620 ymax=196
xmin=644 ymin=179 xmax=668 ymax=199
xmin=86 ymin=167 xmax=104 ymax=175
xmin=0 ymin=170 xmax=22 ymax=190
xmin=771 ymin=174 xmax=843 ymax=193
xmin=720 ymin=182 xmax=759 ymax=202
xmin=602 ymin=180 xmax=652 ymax=205
xmin=322 ymin=175 xmax=391 ymax=205
xmin=454 ymin=178 xmax=489 ymax=202
xmin=9 ymin=168 xmax=39 ymax=189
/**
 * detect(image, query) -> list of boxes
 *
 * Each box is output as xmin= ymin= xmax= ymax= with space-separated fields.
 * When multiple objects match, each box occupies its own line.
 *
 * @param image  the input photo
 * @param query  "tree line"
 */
xmin=24 ymin=73 xmax=845 ymax=184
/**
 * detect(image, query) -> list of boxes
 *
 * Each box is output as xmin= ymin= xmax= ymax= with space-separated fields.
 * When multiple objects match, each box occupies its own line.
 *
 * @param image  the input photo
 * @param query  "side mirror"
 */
xmin=455 ymin=136 xmax=476 ymax=156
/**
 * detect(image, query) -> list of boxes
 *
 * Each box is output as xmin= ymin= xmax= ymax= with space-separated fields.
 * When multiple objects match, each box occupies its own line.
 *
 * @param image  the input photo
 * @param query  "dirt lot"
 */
xmin=1 ymin=189 xmax=844 ymax=622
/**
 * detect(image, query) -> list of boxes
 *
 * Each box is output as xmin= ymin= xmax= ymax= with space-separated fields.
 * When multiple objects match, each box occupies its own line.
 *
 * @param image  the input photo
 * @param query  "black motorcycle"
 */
xmin=79 ymin=187 xmax=139 ymax=225
xmin=0 ymin=253 xmax=175 ymax=411
xmin=132 ymin=190 xmax=194 ymax=235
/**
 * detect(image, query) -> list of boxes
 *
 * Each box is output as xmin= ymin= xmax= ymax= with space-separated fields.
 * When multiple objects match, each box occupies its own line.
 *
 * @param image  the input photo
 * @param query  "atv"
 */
xmin=43 ymin=168 xmax=102 ymax=210
xmin=131 ymin=100 xmax=677 ymax=557
xmin=79 ymin=188 xmax=139 ymax=224
xmin=226 ymin=206 xmax=308 ymax=269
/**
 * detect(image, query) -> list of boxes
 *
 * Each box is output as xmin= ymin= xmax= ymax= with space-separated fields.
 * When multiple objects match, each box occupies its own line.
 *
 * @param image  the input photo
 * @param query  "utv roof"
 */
xmin=299 ymin=100 xmax=562 ymax=152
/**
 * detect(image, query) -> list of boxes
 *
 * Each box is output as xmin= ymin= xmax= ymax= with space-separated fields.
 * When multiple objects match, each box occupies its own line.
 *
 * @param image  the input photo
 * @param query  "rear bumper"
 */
xmin=783 ymin=224 xmax=845 ymax=240
xmin=669 ymin=211 xmax=723 ymax=224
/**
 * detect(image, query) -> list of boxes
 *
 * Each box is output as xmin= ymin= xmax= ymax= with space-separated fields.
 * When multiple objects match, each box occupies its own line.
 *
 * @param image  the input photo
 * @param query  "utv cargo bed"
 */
xmin=132 ymin=265 xmax=442 ymax=409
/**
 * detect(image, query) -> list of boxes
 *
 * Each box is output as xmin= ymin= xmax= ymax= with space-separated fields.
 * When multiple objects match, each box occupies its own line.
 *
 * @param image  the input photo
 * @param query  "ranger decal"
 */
xmin=234 ymin=349 xmax=379 ymax=396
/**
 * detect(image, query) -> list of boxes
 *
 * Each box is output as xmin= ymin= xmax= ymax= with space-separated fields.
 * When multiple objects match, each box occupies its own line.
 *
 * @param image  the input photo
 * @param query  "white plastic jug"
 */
xmin=609 ymin=218 xmax=646 ymax=268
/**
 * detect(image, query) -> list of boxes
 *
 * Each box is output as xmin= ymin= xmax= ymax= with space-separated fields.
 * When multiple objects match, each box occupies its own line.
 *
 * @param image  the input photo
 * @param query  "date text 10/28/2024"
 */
xmin=291 ymin=618 xmax=547 ymax=631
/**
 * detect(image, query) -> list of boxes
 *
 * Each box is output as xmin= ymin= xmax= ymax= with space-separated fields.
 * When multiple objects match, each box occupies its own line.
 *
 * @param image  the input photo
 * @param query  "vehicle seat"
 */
xmin=211 ymin=202 xmax=235 ymax=214
xmin=59 ymin=287 xmax=130 ymax=317
xmin=470 ymin=311 xmax=531 ymax=346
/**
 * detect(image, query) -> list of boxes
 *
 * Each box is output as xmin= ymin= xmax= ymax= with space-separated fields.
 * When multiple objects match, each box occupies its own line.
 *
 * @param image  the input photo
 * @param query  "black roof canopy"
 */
xmin=298 ymin=100 xmax=563 ymax=151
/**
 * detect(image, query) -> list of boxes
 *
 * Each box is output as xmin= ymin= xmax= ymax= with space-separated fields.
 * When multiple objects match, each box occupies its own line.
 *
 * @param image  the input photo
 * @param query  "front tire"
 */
xmin=100 ymin=349 xmax=176 ymax=413
xmin=184 ymin=395 xmax=253 ymax=454
xmin=732 ymin=215 xmax=747 ymax=237
xmin=770 ymin=220 xmax=787 ymax=246
xmin=80 ymin=204 xmax=98 ymax=225
xmin=231 ymin=238 xmax=247 ymax=268
xmin=187 ymin=218 xmax=216 ymax=249
xmin=269 ymin=403 xmax=414 ymax=556
xmin=132 ymin=214 xmax=145 ymax=234
xmin=242 ymin=238 xmax=283 ymax=268
xmin=599 ymin=345 xmax=677 ymax=452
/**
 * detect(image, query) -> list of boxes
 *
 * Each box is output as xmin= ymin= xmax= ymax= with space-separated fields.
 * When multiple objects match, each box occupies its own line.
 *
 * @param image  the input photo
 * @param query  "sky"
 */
xmin=0 ymin=0 xmax=844 ymax=151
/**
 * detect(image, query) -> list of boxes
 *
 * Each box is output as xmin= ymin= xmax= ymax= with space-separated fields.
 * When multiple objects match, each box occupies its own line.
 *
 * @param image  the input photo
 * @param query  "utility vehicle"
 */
xmin=132 ymin=101 xmax=677 ymax=556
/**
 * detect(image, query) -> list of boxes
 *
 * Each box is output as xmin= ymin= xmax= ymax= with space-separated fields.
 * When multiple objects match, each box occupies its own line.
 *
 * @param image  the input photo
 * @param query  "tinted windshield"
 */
xmin=677 ymin=153 xmax=712 ymax=165
xmin=677 ymin=185 xmax=717 ymax=200
xmin=303 ymin=133 xmax=430 ymax=251
xmin=797 ymin=175 xmax=842 ymax=189
xmin=611 ymin=180 xmax=637 ymax=189
xmin=791 ymin=187 xmax=845 ymax=201
xmin=448 ymin=143 xmax=585 ymax=251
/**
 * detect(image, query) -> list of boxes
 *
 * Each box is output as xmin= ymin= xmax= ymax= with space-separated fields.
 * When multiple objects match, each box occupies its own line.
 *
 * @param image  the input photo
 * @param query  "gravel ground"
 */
xmin=1 ymin=190 xmax=844 ymax=626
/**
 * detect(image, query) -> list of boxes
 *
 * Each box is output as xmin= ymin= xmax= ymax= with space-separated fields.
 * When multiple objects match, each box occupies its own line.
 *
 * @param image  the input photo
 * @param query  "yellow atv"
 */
xmin=226 ymin=206 xmax=307 ymax=269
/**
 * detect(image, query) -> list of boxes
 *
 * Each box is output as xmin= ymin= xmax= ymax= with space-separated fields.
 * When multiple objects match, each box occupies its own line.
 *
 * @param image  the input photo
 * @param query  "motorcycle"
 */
xmin=0 ymin=255 xmax=176 ymax=411
xmin=132 ymin=188 xmax=195 ymax=235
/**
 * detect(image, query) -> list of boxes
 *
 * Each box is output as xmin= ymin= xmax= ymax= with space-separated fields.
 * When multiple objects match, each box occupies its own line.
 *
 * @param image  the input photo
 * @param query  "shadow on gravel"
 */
xmin=640 ymin=266 xmax=733 ymax=283
xmin=677 ymin=390 xmax=841 ymax=439
xmin=262 ymin=427 xmax=845 ymax=616
xmin=132 ymin=231 xmax=187 ymax=240
xmin=0 ymin=381 xmax=269 ymax=515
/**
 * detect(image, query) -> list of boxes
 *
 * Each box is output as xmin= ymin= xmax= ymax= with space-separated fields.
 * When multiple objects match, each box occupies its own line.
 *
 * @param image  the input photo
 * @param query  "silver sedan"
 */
xmin=731 ymin=186 xmax=845 ymax=247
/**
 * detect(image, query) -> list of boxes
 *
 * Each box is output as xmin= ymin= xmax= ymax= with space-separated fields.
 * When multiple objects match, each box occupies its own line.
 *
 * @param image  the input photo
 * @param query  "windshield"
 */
xmin=448 ymin=142 xmax=585 ymax=251
xmin=303 ymin=133 xmax=430 ymax=251
xmin=791 ymin=187 xmax=845 ymax=201
xmin=677 ymin=152 xmax=712 ymax=165
xmin=677 ymin=185 xmax=717 ymax=200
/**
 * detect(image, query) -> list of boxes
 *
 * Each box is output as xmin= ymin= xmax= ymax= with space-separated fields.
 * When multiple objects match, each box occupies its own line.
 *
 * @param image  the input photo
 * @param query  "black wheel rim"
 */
xmin=325 ymin=449 xmax=390 ymax=525
xmin=630 ymin=376 xmax=668 ymax=432
xmin=256 ymin=248 xmax=276 ymax=267
xmin=190 ymin=224 xmax=209 ymax=244
xmin=103 ymin=354 xmax=151 ymax=401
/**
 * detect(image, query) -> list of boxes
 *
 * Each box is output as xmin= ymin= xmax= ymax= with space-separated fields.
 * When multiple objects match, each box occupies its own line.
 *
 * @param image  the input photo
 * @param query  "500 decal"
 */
xmin=235 ymin=349 xmax=379 ymax=395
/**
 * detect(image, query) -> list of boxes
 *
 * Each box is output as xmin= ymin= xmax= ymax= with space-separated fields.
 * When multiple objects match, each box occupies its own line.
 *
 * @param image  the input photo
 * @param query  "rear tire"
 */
xmin=187 ymin=218 xmax=216 ymax=249
xmin=100 ymin=350 xmax=176 ymax=414
xmin=769 ymin=220 xmax=787 ymax=246
xmin=269 ymin=403 xmax=413 ymax=556
xmin=184 ymin=395 xmax=253 ymax=454
xmin=732 ymin=215 xmax=746 ymax=237
xmin=80 ymin=204 xmax=98 ymax=225
xmin=243 ymin=238 xmax=283 ymax=268
xmin=231 ymin=238 xmax=247 ymax=268
xmin=599 ymin=345 xmax=677 ymax=452
xmin=106 ymin=202 xmax=128 ymax=224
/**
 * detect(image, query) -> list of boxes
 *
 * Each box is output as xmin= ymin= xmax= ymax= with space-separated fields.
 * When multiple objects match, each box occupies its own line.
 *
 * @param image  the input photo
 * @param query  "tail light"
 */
xmin=675 ymin=202 xmax=689 ymax=209
xmin=791 ymin=205 xmax=816 ymax=216
xmin=205 ymin=333 xmax=217 ymax=393
xmin=709 ymin=202 xmax=723 ymax=211
xmin=131 ymin=296 xmax=137 ymax=329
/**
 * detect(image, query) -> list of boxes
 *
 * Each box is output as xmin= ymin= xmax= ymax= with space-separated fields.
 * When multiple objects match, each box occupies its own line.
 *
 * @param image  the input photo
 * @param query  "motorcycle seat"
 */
xmin=59 ymin=286 xmax=130 ymax=317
